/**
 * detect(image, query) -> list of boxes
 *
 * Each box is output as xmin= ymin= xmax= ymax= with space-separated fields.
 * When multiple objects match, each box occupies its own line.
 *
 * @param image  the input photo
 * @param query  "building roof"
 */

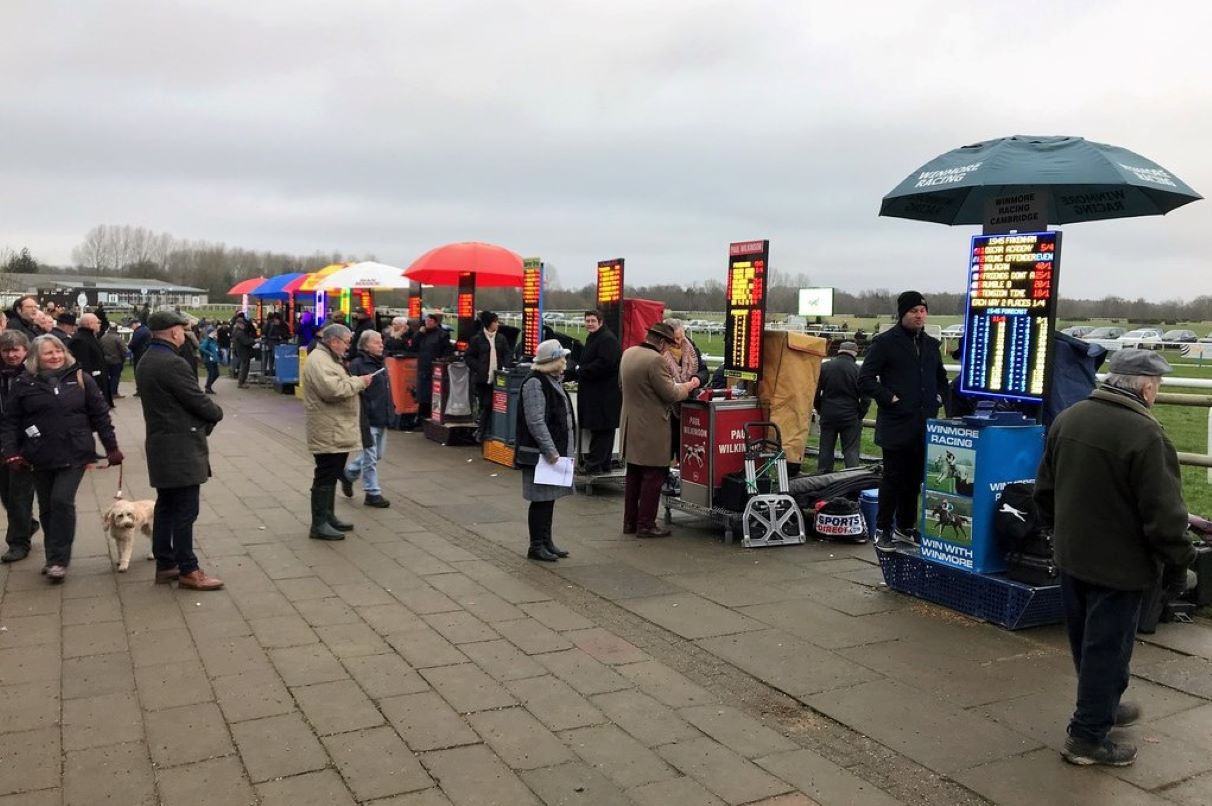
xmin=3 ymin=272 xmax=207 ymax=293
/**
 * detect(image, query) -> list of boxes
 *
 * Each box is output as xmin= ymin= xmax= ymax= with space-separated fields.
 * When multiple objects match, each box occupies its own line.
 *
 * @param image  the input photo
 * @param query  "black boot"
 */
xmin=309 ymin=485 xmax=345 ymax=541
xmin=544 ymin=521 xmax=570 ymax=558
xmin=528 ymin=540 xmax=559 ymax=562
xmin=326 ymin=484 xmax=354 ymax=532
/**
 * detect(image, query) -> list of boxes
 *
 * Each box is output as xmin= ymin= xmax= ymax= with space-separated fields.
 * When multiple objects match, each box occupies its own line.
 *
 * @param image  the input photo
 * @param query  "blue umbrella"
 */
xmin=880 ymin=135 xmax=1201 ymax=225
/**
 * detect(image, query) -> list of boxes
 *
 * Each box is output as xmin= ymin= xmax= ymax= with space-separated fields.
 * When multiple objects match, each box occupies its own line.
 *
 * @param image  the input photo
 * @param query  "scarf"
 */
xmin=664 ymin=338 xmax=698 ymax=382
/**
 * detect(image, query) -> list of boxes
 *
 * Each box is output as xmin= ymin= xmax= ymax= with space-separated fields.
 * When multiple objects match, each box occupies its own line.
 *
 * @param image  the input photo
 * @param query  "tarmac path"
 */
xmin=1 ymin=380 xmax=1210 ymax=805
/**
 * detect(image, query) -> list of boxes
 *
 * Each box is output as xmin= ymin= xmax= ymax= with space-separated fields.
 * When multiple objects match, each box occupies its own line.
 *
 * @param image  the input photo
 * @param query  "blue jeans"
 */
xmin=1061 ymin=572 xmax=1144 ymax=744
xmin=204 ymin=361 xmax=220 ymax=391
xmin=345 ymin=426 xmax=386 ymax=495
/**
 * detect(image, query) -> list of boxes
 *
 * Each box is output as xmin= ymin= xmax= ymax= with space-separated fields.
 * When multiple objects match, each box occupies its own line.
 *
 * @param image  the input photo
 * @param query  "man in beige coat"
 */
xmin=620 ymin=321 xmax=700 ymax=536
xmin=303 ymin=323 xmax=372 ymax=540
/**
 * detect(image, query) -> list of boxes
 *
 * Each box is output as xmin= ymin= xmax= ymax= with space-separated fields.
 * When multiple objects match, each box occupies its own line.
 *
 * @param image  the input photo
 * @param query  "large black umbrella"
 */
xmin=880 ymin=135 xmax=1201 ymax=225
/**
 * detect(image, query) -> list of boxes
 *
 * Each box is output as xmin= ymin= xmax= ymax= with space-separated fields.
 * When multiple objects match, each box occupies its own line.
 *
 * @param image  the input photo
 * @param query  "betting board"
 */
xmin=959 ymin=231 xmax=1062 ymax=403
xmin=596 ymin=258 xmax=624 ymax=338
xmin=521 ymin=258 xmax=543 ymax=359
xmin=407 ymin=283 xmax=422 ymax=320
xmin=722 ymin=240 xmax=770 ymax=382
xmin=456 ymin=272 xmax=476 ymax=350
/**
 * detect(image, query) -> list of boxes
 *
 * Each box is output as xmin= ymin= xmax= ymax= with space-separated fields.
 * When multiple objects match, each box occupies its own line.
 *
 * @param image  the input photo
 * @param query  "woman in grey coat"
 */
xmin=514 ymin=339 xmax=576 ymax=562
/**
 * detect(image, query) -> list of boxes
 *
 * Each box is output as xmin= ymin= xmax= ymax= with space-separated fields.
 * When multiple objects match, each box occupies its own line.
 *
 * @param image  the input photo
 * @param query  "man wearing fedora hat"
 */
xmin=814 ymin=341 xmax=869 ymax=473
xmin=1035 ymin=348 xmax=1195 ymax=768
xmin=618 ymin=321 xmax=701 ymax=537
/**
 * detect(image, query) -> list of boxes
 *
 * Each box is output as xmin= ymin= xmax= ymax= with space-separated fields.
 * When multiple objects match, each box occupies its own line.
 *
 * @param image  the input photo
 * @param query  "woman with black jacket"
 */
xmin=0 ymin=335 xmax=122 ymax=582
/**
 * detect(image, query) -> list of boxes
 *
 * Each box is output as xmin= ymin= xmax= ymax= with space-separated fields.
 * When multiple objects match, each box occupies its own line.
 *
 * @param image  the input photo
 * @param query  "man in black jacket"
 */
xmin=0 ymin=330 xmax=38 ymax=563
xmin=858 ymin=291 xmax=948 ymax=549
xmin=231 ymin=319 xmax=255 ymax=388
xmin=814 ymin=341 xmax=869 ymax=473
xmin=414 ymin=313 xmax=452 ymax=421
xmin=573 ymin=310 xmax=622 ymax=474
xmin=136 ymin=311 xmax=225 ymax=591
xmin=342 ymin=330 xmax=392 ymax=508
xmin=1035 ymin=349 xmax=1195 ymax=768
xmin=69 ymin=313 xmax=112 ymax=408
xmin=8 ymin=296 xmax=42 ymax=341
xmin=464 ymin=311 xmax=513 ymax=442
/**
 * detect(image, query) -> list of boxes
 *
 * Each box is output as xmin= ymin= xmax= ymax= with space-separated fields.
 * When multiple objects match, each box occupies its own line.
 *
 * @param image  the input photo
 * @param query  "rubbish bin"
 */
xmin=860 ymin=488 xmax=879 ymax=538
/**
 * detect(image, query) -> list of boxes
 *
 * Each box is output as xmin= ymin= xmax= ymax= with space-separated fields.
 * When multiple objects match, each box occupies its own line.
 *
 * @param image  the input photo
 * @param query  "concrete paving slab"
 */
xmin=678 ymin=705 xmax=798 ymax=758
xmin=494 ymin=617 xmax=575 ymax=655
xmin=144 ymin=701 xmax=234 ymax=768
xmin=614 ymin=660 xmax=716 ymax=709
xmin=1163 ymin=771 xmax=1212 ymax=806
xmin=626 ymin=776 xmax=727 ymax=806
xmin=268 ymin=642 xmax=348 ymax=686
xmin=294 ymin=596 xmax=362 ymax=627
xmin=805 ymin=678 xmax=1040 ymax=774
xmin=623 ymin=592 xmax=769 ymax=641
xmin=229 ymin=712 xmax=330 ymax=782
xmin=1134 ymin=654 xmax=1212 ymax=700
xmin=155 ymin=754 xmax=256 ymax=806
xmin=952 ymin=747 xmax=1173 ymax=805
xmin=63 ymin=739 xmax=155 ymax=806
xmin=554 ymin=564 xmax=683 ymax=601
xmin=459 ymin=639 xmax=548 ymax=682
xmin=323 ymin=725 xmax=434 ymax=801
xmin=561 ymin=723 xmax=679 ymax=789
xmin=61 ymin=691 xmax=143 ymax=751
xmin=505 ymin=676 xmax=607 ymax=732
xmin=656 ymin=736 xmax=795 ymax=805
xmin=0 ymin=728 xmax=60 ymax=797
xmin=519 ymin=760 xmax=634 ymax=806
xmin=697 ymin=629 xmax=882 ymax=698
xmin=0 ymin=681 xmax=61 ymax=734
xmin=292 ymin=678 xmax=386 ymax=735
xmin=255 ymin=768 xmax=357 ymax=806
xmin=380 ymin=691 xmax=480 ymax=752
xmin=754 ymin=749 xmax=901 ymax=806
xmin=590 ymin=689 xmax=701 ymax=748
xmin=342 ymin=652 xmax=431 ymax=700
xmin=315 ymin=621 xmax=392 ymax=658
xmin=420 ymin=744 xmax=541 ymax=806
xmin=534 ymin=648 xmax=632 ymax=696
xmin=421 ymin=662 xmax=518 ymax=713
xmin=520 ymin=601 xmax=597 ymax=633
xmin=737 ymin=599 xmax=903 ymax=650
xmin=468 ymin=707 xmax=577 ymax=770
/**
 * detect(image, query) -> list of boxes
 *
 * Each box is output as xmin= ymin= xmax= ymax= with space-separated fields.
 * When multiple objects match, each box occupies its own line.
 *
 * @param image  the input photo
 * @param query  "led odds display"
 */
xmin=596 ymin=259 xmax=624 ymax=339
xmin=960 ymin=231 xmax=1062 ymax=403
xmin=521 ymin=258 xmax=543 ymax=358
xmin=723 ymin=240 xmax=769 ymax=382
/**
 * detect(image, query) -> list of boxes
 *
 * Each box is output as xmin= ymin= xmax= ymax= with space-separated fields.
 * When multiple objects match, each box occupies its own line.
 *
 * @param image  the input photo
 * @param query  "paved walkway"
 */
xmin=2 ymin=379 xmax=1211 ymax=805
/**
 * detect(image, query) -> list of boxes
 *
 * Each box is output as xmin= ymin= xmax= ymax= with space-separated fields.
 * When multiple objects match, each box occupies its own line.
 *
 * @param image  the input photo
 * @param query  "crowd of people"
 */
xmin=0 ymin=290 xmax=1198 ymax=772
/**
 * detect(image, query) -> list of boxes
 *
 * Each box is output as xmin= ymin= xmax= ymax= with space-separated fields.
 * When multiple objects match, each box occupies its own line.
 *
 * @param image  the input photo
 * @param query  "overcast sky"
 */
xmin=2 ymin=0 xmax=1208 ymax=301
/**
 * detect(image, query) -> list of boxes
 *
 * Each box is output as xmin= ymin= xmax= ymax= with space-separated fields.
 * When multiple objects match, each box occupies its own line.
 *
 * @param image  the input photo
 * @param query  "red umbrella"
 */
xmin=404 ymin=242 xmax=524 ymax=287
xmin=228 ymin=276 xmax=267 ymax=295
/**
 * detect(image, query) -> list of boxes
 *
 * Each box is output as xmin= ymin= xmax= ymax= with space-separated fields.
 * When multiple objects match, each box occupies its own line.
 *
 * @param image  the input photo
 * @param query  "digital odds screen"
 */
xmin=521 ymin=258 xmax=543 ymax=359
xmin=407 ymin=284 xmax=422 ymax=320
xmin=596 ymin=259 xmax=624 ymax=339
xmin=456 ymin=272 xmax=476 ymax=350
xmin=959 ymin=231 xmax=1062 ymax=403
xmin=723 ymin=240 xmax=770 ymax=382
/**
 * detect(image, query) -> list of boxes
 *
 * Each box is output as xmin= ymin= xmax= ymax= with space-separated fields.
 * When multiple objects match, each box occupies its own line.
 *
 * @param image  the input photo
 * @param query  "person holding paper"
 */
xmin=515 ymin=339 xmax=576 ymax=562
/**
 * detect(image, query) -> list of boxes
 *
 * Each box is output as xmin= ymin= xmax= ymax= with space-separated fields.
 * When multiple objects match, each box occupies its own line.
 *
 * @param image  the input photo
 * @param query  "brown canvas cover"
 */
xmin=756 ymin=331 xmax=827 ymax=465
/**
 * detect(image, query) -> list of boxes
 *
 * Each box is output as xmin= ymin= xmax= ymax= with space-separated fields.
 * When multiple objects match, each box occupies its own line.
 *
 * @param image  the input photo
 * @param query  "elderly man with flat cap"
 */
xmin=1035 ymin=348 xmax=1195 ymax=768
xmin=618 ymin=321 xmax=700 ymax=537
xmin=136 ymin=310 xmax=225 ymax=590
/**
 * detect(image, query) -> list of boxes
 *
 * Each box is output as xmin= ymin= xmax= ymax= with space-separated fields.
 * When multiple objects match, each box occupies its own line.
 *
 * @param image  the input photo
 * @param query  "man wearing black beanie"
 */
xmin=858 ymin=290 xmax=949 ymax=550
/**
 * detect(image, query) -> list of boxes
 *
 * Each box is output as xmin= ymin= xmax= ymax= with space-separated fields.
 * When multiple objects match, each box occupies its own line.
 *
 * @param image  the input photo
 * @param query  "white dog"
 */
xmin=102 ymin=496 xmax=156 ymax=572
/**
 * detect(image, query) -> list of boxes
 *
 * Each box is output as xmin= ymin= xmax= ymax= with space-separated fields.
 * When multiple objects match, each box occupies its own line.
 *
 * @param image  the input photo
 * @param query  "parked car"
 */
xmin=1161 ymin=329 xmax=1198 ymax=343
xmin=1060 ymin=325 xmax=1094 ymax=338
xmin=939 ymin=324 xmax=964 ymax=338
xmin=1118 ymin=329 xmax=1163 ymax=350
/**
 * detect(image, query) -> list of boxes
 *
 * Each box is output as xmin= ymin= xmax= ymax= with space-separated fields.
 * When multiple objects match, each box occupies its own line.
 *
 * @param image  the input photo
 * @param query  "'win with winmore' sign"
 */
xmin=920 ymin=419 xmax=1044 ymax=574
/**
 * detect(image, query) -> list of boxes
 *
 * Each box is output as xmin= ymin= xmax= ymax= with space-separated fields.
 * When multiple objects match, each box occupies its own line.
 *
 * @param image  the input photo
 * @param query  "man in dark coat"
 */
xmin=99 ymin=325 xmax=127 ymax=400
xmin=127 ymin=318 xmax=151 ymax=395
xmin=8 ymin=296 xmax=42 ymax=341
xmin=136 ymin=311 xmax=225 ymax=591
xmin=573 ymin=310 xmax=622 ymax=474
xmin=814 ymin=341 xmax=868 ymax=473
xmin=858 ymin=291 xmax=948 ymax=549
xmin=263 ymin=311 xmax=288 ymax=374
xmin=414 ymin=313 xmax=452 ymax=421
xmin=1035 ymin=349 xmax=1195 ymax=768
xmin=464 ymin=311 xmax=513 ymax=442
xmin=231 ymin=319 xmax=255 ymax=388
xmin=69 ymin=313 xmax=112 ymax=408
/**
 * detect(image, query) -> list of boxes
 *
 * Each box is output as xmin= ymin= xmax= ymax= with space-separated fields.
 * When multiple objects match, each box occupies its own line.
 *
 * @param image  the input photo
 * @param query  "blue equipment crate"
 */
xmin=877 ymin=548 xmax=1062 ymax=630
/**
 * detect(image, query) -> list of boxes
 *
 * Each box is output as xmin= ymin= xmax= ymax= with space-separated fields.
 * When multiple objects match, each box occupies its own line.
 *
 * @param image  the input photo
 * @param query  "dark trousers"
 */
xmin=818 ymin=421 xmax=862 ymax=474
xmin=33 ymin=466 xmax=86 ymax=566
xmin=313 ymin=452 xmax=350 ymax=486
xmin=1 ymin=467 xmax=38 ymax=549
xmin=1061 ymin=572 xmax=1143 ymax=744
xmin=877 ymin=439 xmax=925 ymax=532
xmin=528 ymin=500 xmax=554 ymax=546
xmin=265 ymin=342 xmax=279 ymax=375
xmin=108 ymin=363 xmax=123 ymax=397
xmin=586 ymin=429 xmax=615 ymax=472
xmin=475 ymin=383 xmax=493 ymax=437
xmin=236 ymin=353 xmax=251 ymax=385
xmin=152 ymin=485 xmax=201 ymax=574
xmin=204 ymin=361 xmax=220 ymax=391
xmin=624 ymin=464 xmax=667 ymax=530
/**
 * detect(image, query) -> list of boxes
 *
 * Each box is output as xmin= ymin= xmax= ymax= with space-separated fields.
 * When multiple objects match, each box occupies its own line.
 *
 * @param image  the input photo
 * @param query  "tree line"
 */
xmin=2 ymin=224 xmax=1211 ymax=322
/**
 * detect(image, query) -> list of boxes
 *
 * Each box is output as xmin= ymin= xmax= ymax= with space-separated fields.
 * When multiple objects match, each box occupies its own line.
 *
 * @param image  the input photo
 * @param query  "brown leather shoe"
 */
xmin=636 ymin=526 xmax=672 ymax=538
xmin=177 ymin=569 xmax=224 ymax=591
xmin=155 ymin=567 xmax=180 ymax=584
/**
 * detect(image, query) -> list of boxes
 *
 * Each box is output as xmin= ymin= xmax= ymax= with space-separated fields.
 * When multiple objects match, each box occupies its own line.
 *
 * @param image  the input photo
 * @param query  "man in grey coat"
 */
xmin=136 ymin=311 xmax=225 ymax=591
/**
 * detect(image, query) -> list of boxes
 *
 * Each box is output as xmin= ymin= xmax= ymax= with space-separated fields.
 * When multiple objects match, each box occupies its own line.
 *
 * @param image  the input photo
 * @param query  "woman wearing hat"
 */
xmin=514 ymin=339 xmax=576 ymax=562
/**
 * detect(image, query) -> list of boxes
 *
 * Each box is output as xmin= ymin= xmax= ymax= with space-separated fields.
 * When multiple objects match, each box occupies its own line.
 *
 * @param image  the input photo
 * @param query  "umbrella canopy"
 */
xmin=404 ymin=242 xmax=524 ymax=287
xmin=249 ymin=272 xmax=306 ymax=300
xmin=316 ymin=261 xmax=409 ymax=291
xmin=298 ymin=263 xmax=350 ymax=293
xmin=228 ymin=276 xmax=267 ymax=295
xmin=283 ymin=273 xmax=313 ymax=294
xmin=880 ymin=135 xmax=1202 ymax=226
